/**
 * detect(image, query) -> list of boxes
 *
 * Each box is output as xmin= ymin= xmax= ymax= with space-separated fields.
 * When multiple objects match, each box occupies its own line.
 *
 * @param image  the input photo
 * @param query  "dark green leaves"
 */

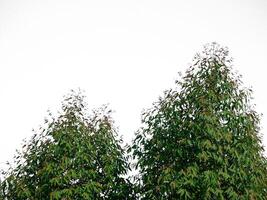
xmin=1 ymin=43 xmax=266 ymax=200
xmin=131 ymin=42 xmax=267 ymax=199
xmin=1 ymin=90 xmax=135 ymax=199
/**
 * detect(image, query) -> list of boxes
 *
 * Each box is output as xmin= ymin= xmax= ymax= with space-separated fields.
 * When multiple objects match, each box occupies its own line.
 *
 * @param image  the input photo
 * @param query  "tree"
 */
xmin=131 ymin=43 xmax=267 ymax=199
xmin=0 ymin=90 xmax=135 ymax=199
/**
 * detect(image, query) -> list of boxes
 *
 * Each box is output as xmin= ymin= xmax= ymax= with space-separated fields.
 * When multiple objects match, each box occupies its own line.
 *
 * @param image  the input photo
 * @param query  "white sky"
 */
xmin=1 ymin=0 xmax=267 ymax=167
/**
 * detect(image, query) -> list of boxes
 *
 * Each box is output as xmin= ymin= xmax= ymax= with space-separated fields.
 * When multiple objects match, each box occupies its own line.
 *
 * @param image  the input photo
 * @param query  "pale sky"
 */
xmin=1 ymin=0 xmax=267 ymax=168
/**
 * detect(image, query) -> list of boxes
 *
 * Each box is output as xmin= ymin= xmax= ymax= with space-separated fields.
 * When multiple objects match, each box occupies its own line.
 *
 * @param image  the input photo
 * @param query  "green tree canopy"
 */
xmin=0 ymin=90 xmax=134 ymax=199
xmin=131 ymin=43 xmax=267 ymax=199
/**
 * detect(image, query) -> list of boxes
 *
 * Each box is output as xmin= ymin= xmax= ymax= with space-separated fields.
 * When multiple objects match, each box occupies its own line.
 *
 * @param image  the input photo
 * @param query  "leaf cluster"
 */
xmin=1 ymin=43 xmax=267 ymax=200
xmin=1 ymin=90 xmax=135 ymax=200
xmin=131 ymin=43 xmax=267 ymax=199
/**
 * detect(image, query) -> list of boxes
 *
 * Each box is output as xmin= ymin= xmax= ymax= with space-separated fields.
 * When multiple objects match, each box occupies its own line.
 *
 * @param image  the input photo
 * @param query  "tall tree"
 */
xmin=131 ymin=43 xmax=267 ymax=199
xmin=0 ymin=90 xmax=135 ymax=199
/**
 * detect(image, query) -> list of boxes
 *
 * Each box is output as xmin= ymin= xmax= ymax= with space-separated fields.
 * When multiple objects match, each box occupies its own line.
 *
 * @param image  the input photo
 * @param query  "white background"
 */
xmin=1 ymin=0 xmax=267 ymax=168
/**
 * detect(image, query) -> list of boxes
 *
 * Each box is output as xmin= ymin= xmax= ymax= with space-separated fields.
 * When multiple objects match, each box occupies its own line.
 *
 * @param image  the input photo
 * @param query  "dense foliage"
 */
xmin=0 ymin=91 xmax=134 ymax=199
xmin=1 ymin=43 xmax=266 ymax=200
xmin=131 ymin=43 xmax=267 ymax=199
